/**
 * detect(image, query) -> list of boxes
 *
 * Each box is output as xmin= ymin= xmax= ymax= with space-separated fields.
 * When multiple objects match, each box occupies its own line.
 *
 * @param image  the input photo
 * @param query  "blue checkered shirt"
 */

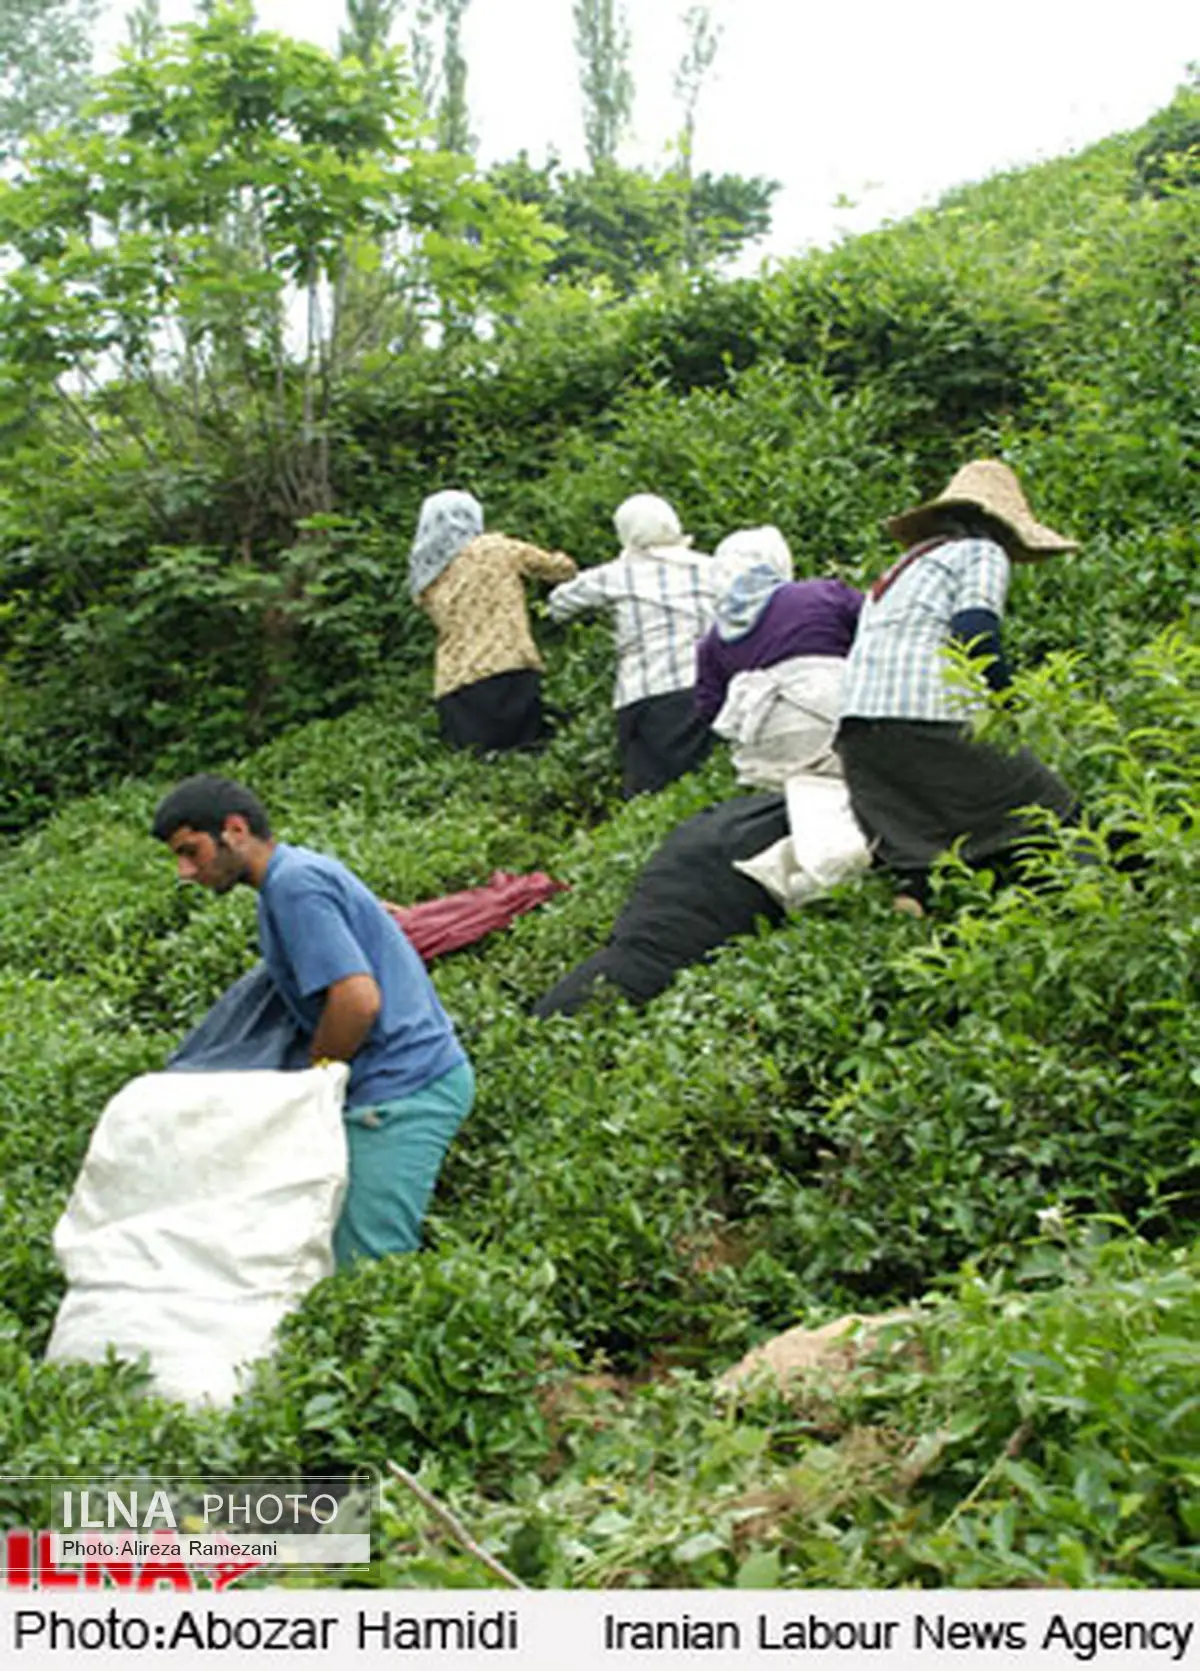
xmin=548 ymin=550 xmax=718 ymax=709
xmin=838 ymin=538 xmax=1010 ymax=723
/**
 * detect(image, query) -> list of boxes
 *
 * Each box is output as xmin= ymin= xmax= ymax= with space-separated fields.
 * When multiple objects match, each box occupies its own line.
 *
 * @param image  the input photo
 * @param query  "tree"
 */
xmin=340 ymin=0 xmax=472 ymax=154
xmin=0 ymin=1 xmax=553 ymax=751
xmin=673 ymin=3 xmax=721 ymax=179
xmin=434 ymin=0 xmax=472 ymax=154
xmin=124 ymin=0 xmax=164 ymax=59
xmin=338 ymin=0 xmax=401 ymax=65
xmin=573 ymin=0 xmax=633 ymax=169
xmin=0 ymin=2 xmax=549 ymax=527
xmin=0 ymin=0 xmax=100 ymax=158
xmin=490 ymin=154 xmax=776 ymax=294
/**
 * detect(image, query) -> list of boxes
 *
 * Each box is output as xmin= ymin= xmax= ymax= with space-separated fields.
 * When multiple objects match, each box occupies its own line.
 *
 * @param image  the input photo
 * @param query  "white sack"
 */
xmin=734 ymin=773 xmax=871 ymax=909
xmin=712 ymin=655 xmax=847 ymax=789
xmin=46 ymin=1064 xmax=348 ymax=1408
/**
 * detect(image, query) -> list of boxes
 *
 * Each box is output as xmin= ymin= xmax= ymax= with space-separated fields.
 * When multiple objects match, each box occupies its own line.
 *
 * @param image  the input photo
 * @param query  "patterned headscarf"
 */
xmin=613 ymin=494 xmax=691 ymax=554
xmin=409 ymin=490 xmax=485 ymax=601
xmin=712 ymin=526 xmax=794 ymax=641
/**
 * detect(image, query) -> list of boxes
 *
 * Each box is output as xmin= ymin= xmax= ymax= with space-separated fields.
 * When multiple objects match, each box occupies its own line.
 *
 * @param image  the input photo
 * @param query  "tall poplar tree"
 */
xmin=573 ymin=0 xmax=633 ymax=169
xmin=339 ymin=0 xmax=471 ymax=153
xmin=338 ymin=0 xmax=401 ymax=66
xmin=125 ymin=0 xmax=164 ymax=59
xmin=434 ymin=0 xmax=472 ymax=154
xmin=673 ymin=3 xmax=721 ymax=178
xmin=0 ymin=0 xmax=100 ymax=158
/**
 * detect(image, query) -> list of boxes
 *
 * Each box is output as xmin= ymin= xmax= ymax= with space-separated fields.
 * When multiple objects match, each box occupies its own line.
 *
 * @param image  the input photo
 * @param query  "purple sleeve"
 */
xmin=694 ymin=631 xmax=726 ymax=720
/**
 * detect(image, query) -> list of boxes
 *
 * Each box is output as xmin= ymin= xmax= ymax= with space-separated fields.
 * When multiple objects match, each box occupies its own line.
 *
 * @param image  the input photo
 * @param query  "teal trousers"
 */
xmin=333 ymin=1060 xmax=475 ymax=1268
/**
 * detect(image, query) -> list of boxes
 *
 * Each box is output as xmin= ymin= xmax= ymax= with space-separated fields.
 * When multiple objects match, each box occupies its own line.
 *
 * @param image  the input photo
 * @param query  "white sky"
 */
xmin=96 ymin=0 xmax=1197 ymax=261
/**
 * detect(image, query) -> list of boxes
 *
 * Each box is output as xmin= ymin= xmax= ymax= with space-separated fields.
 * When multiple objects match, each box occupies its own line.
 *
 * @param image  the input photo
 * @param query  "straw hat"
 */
xmin=885 ymin=459 xmax=1077 ymax=560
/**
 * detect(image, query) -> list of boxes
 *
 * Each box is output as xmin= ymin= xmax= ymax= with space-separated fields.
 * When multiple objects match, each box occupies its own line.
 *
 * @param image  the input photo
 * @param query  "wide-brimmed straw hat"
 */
xmin=885 ymin=459 xmax=1077 ymax=560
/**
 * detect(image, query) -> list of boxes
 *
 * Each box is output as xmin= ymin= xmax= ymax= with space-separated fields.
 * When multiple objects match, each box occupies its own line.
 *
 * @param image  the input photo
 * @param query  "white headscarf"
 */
xmin=613 ymin=493 xmax=692 ymax=555
xmin=409 ymin=489 xmax=485 ymax=601
xmin=711 ymin=526 xmax=794 ymax=640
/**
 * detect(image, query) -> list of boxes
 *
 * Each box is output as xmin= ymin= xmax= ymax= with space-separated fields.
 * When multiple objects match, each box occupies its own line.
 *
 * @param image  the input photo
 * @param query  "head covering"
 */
xmin=613 ymin=494 xmax=691 ymax=554
xmin=711 ymin=525 xmax=794 ymax=641
xmin=409 ymin=489 xmax=485 ymax=600
xmin=885 ymin=459 xmax=1077 ymax=561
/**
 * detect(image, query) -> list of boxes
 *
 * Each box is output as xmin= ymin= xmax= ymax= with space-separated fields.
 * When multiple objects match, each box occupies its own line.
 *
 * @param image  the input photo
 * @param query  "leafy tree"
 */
xmin=0 ymin=0 xmax=552 ymax=766
xmin=0 ymin=2 xmax=549 ymax=527
xmin=573 ymin=0 xmax=633 ymax=169
xmin=338 ymin=0 xmax=401 ymax=64
xmin=434 ymin=0 xmax=472 ymax=155
xmin=673 ymin=2 xmax=721 ymax=178
xmin=124 ymin=0 xmax=164 ymax=59
xmin=406 ymin=2 xmax=438 ymax=109
xmin=490 ymin=153 xmax=776 ymax=293
xmin=341 ymin=0 xmax=471 ymax=154
xmin=0 ymin=0 xmax=100 ymax=158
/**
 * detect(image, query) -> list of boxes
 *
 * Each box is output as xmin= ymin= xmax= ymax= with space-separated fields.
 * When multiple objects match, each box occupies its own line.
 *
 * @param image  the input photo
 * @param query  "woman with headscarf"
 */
xmin=695 ymin=526 xmax=863 ymax=786
xmin=834 ymin=459 xmax=1080 ymax=915
xmin=547 ymin=493 xmax=718 ymax=797
xmin=410 ymin=489 xmax=577 ymax=753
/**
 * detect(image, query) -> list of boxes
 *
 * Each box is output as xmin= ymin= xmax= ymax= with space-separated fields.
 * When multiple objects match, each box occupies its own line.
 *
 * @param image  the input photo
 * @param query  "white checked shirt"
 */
xmin=548 ymin=548 xmax=718 ymax=709
xmin=838 ymin=538 xmax=1010 ymax=723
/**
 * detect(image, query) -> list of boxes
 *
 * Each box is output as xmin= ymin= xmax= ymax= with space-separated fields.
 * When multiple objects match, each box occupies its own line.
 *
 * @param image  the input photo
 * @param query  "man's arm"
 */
xmin=308 ymin=973 xmax=382 ymax=1066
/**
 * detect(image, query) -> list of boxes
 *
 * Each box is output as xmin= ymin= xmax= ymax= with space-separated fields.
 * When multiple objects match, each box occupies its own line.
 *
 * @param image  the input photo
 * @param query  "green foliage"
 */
xmin=573 ymin=0 xmax=632 ymax=170
xmin=338 ymin=0 xmax=401 ymax=66
xmin=0 ymin=5 xmax=553 ymax=817
xmin=380 ymin=1229 xmax=1198 ymax=1589
xmin=0 ymin=0 xmax=99 ymax=160
xmin=489 ymin=156 xmax=777 ymax=294
xmin=1132 ymin=75 xmax=1200 ymax=198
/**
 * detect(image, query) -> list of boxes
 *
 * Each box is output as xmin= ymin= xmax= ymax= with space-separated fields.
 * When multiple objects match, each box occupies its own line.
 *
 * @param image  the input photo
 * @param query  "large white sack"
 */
xmin=46 ymin=1063 xmax=348 ymax=1408
xmin=733 ymin=773 xmax=871 ymax=909
xmin=712 ymin=655 xmax=847 ymax=789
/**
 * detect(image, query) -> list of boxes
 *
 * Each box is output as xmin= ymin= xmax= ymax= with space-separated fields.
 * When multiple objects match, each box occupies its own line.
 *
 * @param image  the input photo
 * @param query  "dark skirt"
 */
xmin=616 ymin=689 xmax=714 ymax=798
xmin=437 ymin=669 xmax=551 ymax=754
xmin=835 ymin=717 xmax=1078 ymax=877
xmin=533 ymin=794 xmax=788 ymax=1017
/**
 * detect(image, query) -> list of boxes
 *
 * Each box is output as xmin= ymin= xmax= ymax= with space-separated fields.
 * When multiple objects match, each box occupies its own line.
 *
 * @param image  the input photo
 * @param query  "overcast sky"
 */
xmin=96 ymin=0 xmax=1197 ymax=260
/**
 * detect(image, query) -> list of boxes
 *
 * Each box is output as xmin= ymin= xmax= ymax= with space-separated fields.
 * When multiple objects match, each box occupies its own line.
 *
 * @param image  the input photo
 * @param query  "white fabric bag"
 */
xmin=46 ymin=1063 xmax=348 ymax=1408
xmin=712 ymin=655 xmax=847 ymax=789
xmin=734 ymin=773 xmax=871 ymax=909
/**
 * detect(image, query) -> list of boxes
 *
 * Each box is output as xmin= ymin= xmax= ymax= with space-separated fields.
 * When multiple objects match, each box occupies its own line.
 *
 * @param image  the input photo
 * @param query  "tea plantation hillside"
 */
xmin=0 ymin=96 xmax=1196 ymax=1589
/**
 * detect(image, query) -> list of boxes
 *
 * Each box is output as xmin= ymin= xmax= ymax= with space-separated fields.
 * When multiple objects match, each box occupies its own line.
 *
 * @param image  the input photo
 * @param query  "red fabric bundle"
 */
xmin=383 ymin=870 xmax=569 ymax=962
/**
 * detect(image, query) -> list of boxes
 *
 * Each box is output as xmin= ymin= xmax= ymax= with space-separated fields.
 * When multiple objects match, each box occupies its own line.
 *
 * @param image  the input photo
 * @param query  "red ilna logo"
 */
xmin=1 ymin=1529 xmax=261 ymax=1591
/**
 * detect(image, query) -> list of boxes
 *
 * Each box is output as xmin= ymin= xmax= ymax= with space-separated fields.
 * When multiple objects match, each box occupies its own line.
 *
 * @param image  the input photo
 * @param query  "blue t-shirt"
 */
xmin=256 ymin=843 xmax=466 ymax=1109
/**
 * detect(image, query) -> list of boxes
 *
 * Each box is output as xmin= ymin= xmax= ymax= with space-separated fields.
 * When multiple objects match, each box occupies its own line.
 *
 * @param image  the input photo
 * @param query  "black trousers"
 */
xmin=533 ymin=794 xmax=789 ymax=1017
xmin=616 ymin=689 xmax=714 ymax=798
xmin=437 ymin=669 xmax=552 ymax=754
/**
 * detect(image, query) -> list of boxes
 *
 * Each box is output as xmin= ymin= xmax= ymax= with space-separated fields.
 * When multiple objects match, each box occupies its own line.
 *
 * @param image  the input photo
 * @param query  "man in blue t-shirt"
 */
xmin=151 ymin=774 xmax=474 ymax=1266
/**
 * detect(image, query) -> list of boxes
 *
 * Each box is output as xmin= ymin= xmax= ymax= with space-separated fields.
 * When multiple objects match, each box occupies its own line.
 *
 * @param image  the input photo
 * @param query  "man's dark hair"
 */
xmin=151 ymin=775 xmax=272 ymax=843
